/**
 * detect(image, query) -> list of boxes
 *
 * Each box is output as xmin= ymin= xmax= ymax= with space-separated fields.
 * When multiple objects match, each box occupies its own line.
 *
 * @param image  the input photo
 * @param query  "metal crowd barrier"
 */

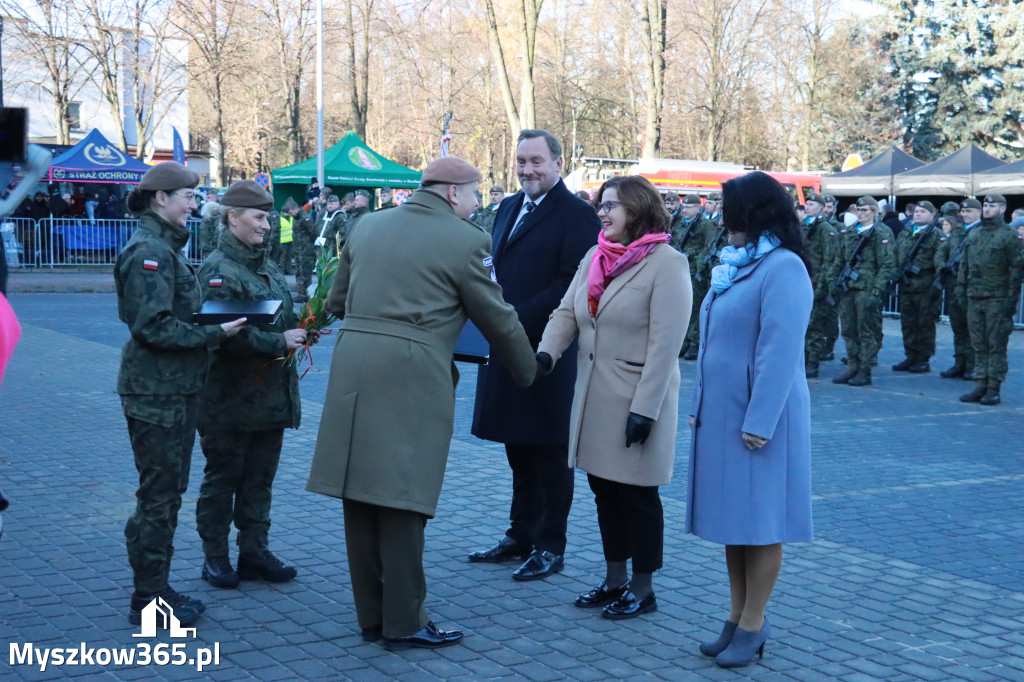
xmin=16 ymin=218 xmax=205 ymax=267
xmin=1 ymin=217 xmax=42 ymax=268
xmin=885 ymin=285 xmax=1024 ymax=329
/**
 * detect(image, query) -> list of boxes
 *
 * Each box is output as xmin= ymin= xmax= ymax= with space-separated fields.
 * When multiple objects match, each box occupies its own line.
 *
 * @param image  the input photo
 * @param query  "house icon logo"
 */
xmin=132 ymin=596 xmax=197 ymax=638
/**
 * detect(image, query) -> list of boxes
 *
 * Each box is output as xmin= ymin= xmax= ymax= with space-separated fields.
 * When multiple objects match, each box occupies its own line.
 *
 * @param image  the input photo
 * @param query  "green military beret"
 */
xmin=856 ymin=195 xmax=879 ymax=208
xmin=941 ymin=201 xmax=961 ymax=215
xmin=708 ymin=192 xmax=723 ymax=201
xmin=806 ymin=193 xmax=825 ymax=205
xmin=682 ymin=193 xmax=702 ymax=205
xmin=138 ymin=161 xmax=200 ymax=192
xmin=824 ymin=194 xmax=837 ymax=203
xmin=916 ymin=200 xmax=937 ymax=214
xmin=490 ymin=185 xmax=505 ymax=194
xmin=984 ymin=194 xmax=1006 ymax=204
xmin=961 ymin=198 xmax=982 ymax=210
xmin=354 ymin=189 xmax=371 ymax=199
xmin=220 ymin=179 xmax=273 ymax=211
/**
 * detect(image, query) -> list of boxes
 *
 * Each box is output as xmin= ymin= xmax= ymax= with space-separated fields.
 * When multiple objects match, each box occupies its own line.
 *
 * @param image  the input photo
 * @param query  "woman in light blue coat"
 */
xmin=687 ymin=171 xmax=814 ymax=668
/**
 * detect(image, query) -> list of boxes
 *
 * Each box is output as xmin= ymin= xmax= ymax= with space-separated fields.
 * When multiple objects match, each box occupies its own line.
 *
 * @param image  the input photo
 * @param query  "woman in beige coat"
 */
xmin=537 ymin=175 xmax=691 ymax=620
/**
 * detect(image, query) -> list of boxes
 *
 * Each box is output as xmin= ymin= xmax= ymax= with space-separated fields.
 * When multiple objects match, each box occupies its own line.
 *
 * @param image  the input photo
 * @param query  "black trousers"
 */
xmin=505 ymin=443 xmax=573 ymax=555
xmin=588 ymin=473 xmax=663 ymax=574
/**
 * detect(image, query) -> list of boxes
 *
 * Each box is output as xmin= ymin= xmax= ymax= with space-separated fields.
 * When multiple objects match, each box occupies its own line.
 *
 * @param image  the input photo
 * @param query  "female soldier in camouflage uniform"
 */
xmin=195 ymin=180 xmax=307 ymax=588
xmin=116 ymin=162 xmax=245 ymax=627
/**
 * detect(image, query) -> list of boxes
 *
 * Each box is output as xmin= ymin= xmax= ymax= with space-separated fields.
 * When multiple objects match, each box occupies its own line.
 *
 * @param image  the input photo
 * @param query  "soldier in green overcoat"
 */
xmin=830 ymin=196 xmax=896 ymax=386
xmin=115 ymin=162 xmax=245 ymax=627
xmin=891 ymin=201 xmax=943 ymax=373
xmin=306 ymin=156 xmax=537 ymax=650
xmin=195 ymin=180 xmax=307 ymax=588
xmin=956 ymin=194 xmax=1024 ymax=405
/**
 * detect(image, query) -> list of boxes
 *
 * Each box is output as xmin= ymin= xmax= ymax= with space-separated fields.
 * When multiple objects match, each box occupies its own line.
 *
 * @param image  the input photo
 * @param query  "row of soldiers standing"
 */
xmin=664 ymin=190 xmax=1024 ymax=405
xmin=198 ymin=187 xmax=397 ymax=301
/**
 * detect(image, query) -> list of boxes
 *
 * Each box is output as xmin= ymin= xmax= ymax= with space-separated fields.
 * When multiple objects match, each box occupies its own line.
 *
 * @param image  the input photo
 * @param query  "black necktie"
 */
xmin=510 ymin=201 xmax=535 ymax=238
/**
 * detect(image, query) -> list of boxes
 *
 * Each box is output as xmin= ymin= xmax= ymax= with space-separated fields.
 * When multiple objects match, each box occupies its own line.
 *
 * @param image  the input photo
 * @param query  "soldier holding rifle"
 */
xmin=829 ymin=196 xmax=896 ymax=387
xmin=935 ymin=198 xmax=982 ymax=379
xmin=890 ymin=201 xmax=943 ymax=374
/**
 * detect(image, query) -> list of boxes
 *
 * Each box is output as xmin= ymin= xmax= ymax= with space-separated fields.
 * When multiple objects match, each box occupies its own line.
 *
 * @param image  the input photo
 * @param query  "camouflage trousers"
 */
xmin=825 ymin=298 xmax=839 ymax=348
xmin=196 ymin=429 xmax=284 ymax=557
xmin=686 ymin=273 xmax=709 ymax=348
xmin=273 ymin=240 xmax=295 ymax=275
xmin=967 ymin=296 xmax=1016 ymax=384
xmin=839 ymin=289 xmax=884 ymax=372
xmin=123 ymin=395 xmax=197 ymax=594
xmin=946 ymin=288 xmax=975 ymax=369
xmin=295 ymin=243 xmax=315 ymax=296
xmin=805 ymin=296 xmax=832 ymax=363
xmin=899 ymin=289 xmax=940 ymax=361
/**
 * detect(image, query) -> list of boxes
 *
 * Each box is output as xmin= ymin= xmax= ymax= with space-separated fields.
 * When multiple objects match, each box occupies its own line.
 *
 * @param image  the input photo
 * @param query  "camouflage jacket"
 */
xmin=894 ymin=224 xmax=942 ymax=293
xmin=829 ymin=222 xmax=897 ymax=295
xmin=197 ymin=228 xmax=301 ymax=432
xmin=933 ymin=221 xmax=977 ymax=288
xmin=314 ymin=209 xmax=348 ymax=253
xmin=115 ymin=211 xmax=223 ymax=397
xmin=199 ymin=205 xmax=223 ymax=253
xmin=669 ymin=215 xmax=714 ymax=276
xmin=699 ymin=222 xmax=730 ymax=272
xmin=957 ymin=217 xmax=1024 ymax=299
xmin=805 ymin=217 xmax=837 ymax=297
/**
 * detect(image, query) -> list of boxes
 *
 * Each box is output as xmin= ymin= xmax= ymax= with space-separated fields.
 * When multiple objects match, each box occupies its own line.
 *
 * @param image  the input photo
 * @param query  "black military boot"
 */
xmin=238 ymin=549 xmax=298 ymax=583
xmin=959 ymin=381 xmax=987 ymax=403
xmin=848 ymin=368 xmax=872 ymax=386
xmin=980 ymin=382 xmax=1001 ymax=406
xmin=805 ymin=361 xmax=820 ymax=378
xmin=892 ymin=358 xmax=914 ymax=372
xmin=832 ymin=367 xmax=858 ymax=384
xmin=128 ymin=587 xmax=203 ymax=626
xmin=940 ymin=360 xmax=965 ymax=378
xmin=683 ymin=347 xmax=699 ymax=361
xmin=907 ymin=361 xmax=930 ymax=374
xmin=202 ymin=555 xmax=239 ymax=589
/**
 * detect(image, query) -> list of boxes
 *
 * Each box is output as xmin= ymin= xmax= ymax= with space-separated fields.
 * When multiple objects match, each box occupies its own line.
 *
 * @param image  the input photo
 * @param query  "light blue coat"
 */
xmin=686 ymin=247 xmax=814 ymax=545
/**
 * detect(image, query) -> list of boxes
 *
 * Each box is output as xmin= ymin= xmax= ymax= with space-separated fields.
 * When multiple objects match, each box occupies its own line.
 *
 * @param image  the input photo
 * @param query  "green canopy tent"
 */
xmin=270 ymin=131 xmax=421 ymax=208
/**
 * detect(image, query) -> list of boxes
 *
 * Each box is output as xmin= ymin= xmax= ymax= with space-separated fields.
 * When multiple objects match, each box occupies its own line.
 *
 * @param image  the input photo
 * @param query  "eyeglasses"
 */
xmin=596 ymin=200 xmax=622 ymax=213
xmin=855 ymin=207 xmax=873 ymax=213
xmin=170 ymin=190 xmax=195 ymax=200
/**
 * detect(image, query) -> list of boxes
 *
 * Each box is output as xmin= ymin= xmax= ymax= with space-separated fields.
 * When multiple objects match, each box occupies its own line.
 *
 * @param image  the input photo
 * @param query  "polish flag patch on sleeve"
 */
xmin=142 ymin=259 xmax=159 ymax=270
xmin=209 ymin=277 xmax=223 ymax=287
xmin=881 ymin=239 xmax=890 ymax=244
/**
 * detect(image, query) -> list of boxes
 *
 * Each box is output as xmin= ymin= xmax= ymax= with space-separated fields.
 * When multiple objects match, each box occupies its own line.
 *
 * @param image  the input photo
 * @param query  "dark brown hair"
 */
xmin=594 ymin=175 xmax=671 ymax=242
xmin=125 ymin=189 xmax=158 ymax=214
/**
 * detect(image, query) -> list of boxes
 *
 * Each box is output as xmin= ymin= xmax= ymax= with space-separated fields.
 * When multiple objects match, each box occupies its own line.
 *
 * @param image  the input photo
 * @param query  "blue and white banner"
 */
xmin=172 ymin=127 xmax=186 ymax=164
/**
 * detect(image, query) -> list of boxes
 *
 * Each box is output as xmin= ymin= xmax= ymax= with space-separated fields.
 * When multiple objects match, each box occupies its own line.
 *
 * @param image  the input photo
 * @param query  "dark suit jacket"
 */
xmin=472 ymin=178 xmax=600 ymax=446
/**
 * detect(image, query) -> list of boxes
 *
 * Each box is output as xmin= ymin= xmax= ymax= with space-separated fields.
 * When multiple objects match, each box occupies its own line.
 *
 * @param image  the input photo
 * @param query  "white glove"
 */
xmin=314 ymin=237 xmax=326 ymax=247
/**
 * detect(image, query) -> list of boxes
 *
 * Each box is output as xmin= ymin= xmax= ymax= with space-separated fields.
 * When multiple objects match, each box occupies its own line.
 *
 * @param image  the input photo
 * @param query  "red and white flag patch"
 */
xmin=142 ymin=259 xmax=159 ymax=271
xmin=881 ymin=239 xmax=890 ymax=244
xmin=209 ymin=277 xmax=223 ymax=287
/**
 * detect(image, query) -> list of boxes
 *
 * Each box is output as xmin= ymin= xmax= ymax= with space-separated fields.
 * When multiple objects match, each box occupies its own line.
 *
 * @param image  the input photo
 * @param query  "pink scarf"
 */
xmin=587 ymin=231 xmax=669 ymax=316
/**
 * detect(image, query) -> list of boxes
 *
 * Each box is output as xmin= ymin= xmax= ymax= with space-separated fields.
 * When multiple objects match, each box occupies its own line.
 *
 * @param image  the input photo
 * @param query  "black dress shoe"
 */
xmin=468 ymin=536 xmax=532 ymax=563
xmin=382 ymin=621 xmax=463 ymax=650
xmin=360 ymin=625 xmax=382 ymax=642
xmin=512 ymin=549 xmax=564 ymax=581
xmin=202 ymin=555 xmax=239 ymax=589
xmin=575 ymin=581 xmax=628 ymax=608
xmin=601 ymin=590 xmax=657 ymax=620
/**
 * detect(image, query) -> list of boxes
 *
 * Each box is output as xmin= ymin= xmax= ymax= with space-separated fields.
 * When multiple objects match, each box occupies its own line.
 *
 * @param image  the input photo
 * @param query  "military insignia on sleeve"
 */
xmin=483 ymin=256 xmax=493 ymax=267
xmin=142 ymin=259 xmax=159 ymax=271
xmin=881 ymin=239 xmax=890 ymax=244
xmin=940 ymin=237 xmax=947 ymax=241
xmin=840 ymin=229 xmax=847 ymax=234
xmin=209 ymin=277 xmax=223 ymax=287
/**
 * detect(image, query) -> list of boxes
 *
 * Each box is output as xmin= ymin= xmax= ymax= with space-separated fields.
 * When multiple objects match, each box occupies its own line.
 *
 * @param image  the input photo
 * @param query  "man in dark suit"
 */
xmin=469 ymin=129 xmax=600 ymax=580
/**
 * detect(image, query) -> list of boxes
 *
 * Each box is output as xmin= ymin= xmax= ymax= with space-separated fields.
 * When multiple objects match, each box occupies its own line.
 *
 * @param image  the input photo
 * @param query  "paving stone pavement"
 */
xmin=1 ymin=293 xmax=1023 ymax=681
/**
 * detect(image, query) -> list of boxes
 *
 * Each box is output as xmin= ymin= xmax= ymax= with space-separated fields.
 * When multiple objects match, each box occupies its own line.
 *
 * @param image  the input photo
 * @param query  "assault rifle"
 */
xmin=885 ymin=224 xmax=934 ymax=298
xmin=826 ymin=229 xmax=872 ymax=306
xmin=932 ymin=230 xmax=971 ymax=292
xmin=701 ymin=225 xmax=727 ymax=270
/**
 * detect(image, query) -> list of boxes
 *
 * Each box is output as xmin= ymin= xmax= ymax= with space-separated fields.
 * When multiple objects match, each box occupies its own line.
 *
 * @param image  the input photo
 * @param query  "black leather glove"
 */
xmin=625 ymin=412 xmax=655 ymax=448
xmin=535 ymin=351 xmax=554 ymax=376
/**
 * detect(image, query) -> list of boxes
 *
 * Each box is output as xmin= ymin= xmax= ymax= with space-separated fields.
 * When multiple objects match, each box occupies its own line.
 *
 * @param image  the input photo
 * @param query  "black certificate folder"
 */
xmin=194 ymin=300 xmax=283 ymax=325
xmin=454 ymin=320 xmax=490 ymax=364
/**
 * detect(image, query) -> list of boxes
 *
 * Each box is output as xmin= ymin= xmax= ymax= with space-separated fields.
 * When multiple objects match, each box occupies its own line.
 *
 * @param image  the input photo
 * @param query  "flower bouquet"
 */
xmin=281 ymin=243 xmax=340 ymax=377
